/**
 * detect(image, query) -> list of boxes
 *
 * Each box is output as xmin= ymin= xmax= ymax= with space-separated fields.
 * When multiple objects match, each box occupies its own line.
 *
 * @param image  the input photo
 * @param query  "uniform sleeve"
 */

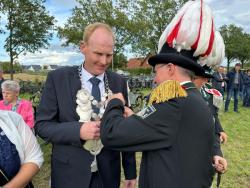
xmin=101 ymin=98 xmax=181 ymax=152
xmin=17 ymin=117 xmax=44 ymax=168
xmin=121 ymin=79 xmax=137 ymax=180
xmin=213 ymin=133 xmax=223 ymax=157
xmin=209 ymin=101 xmax=224 ymax=133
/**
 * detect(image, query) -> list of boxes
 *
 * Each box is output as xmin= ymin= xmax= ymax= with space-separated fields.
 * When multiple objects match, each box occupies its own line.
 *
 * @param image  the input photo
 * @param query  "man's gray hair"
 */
xmin=178 ymin=66 xmax=195 ymax=79
xmin=1 ymin=80 xmax=20 ymax=92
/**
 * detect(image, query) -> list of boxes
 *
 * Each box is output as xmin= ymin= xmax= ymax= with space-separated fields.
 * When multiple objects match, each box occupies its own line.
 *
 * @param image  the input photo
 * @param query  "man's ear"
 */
xmin=168 ymin=63 xmax=176 ymax=76
xmin=80 ymin=41 xmax=86 ymax=54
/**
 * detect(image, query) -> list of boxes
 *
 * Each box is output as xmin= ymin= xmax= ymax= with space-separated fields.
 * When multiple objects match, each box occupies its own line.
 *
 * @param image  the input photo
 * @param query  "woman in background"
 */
xmin=0 ymin=80 xmax=34 ymax=128
xmin=0 ymin=110 xmax=43 ymax=187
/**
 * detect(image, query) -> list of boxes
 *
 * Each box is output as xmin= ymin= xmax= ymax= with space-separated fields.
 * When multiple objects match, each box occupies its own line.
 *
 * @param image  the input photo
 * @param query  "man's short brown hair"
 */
xmin=82 ymin=22 xmax=115 ymax=43
xmin=235 ymin=63 xmax=241 ymax=67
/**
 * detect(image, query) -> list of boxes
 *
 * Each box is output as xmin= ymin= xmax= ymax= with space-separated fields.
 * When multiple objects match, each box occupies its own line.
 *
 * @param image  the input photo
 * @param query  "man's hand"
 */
xmin=220 ymin=132 xmax=228 ymax=143
xmin=108 ymin=93 xmax=125 ymax=105
xmin=213 ymin=155 xmax=227 ymax=173
xmin=123 ymin=179 xmax=137 ymax=188
xmin=80 ymin=121 xmax=100 ymax=140
xmin=124 ymin=106 xmax=134 ymax=118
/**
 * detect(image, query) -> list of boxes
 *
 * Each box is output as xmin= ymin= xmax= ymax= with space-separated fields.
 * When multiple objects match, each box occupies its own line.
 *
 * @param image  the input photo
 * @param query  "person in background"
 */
xmin=0 ymin=110 xmax=43 ymax=188
xmin=193 ymin=65 xmax=228 ymax=143
xmin=243 ymin=69 xmax=250 ymax=107
xmin=0 ymin=80 xmax=34 ymax=129
xmin=0 ymin=68 xmax=4 ymax=100
xmin=35 ymin=22 xmax=136 ymax=188
xmin=212 ymin=66 xmax=228 ymax=99
xmin=224 ymin=63 xmax=244 ymax=112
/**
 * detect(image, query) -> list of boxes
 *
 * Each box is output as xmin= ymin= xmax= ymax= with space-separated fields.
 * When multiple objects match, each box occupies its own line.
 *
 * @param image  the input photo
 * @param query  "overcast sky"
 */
xmin=0 ymin=0 xmax=249 ymax=66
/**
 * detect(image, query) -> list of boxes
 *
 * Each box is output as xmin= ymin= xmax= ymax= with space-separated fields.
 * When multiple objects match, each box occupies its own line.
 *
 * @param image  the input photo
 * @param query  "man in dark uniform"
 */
xmin=100 ymin=1 xmax=226 ymax=187
xmin=101 ymin=58 xmax=216 ymax=187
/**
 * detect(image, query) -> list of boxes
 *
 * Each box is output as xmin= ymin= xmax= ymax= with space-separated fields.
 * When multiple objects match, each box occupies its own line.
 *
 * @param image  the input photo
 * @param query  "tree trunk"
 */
xmin=9 ymin=6 xmax=14 ymax=80
xmin=10 ymin=55 xmax=14 ymax=80
xmin=227 ymin=59 xmax=230 ymax=73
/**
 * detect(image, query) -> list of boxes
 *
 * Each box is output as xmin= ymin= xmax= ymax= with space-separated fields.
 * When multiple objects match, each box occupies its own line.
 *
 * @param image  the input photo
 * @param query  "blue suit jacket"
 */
xmin=226 ymin=69 xmax=244 ymax=91
xmin=35 ymin=66 xmax=136 ymax=188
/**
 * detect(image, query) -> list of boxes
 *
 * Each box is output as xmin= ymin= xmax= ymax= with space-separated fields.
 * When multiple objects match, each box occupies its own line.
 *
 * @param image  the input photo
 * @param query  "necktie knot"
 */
xmin=89 ymin=77 xmax=100 ymax=86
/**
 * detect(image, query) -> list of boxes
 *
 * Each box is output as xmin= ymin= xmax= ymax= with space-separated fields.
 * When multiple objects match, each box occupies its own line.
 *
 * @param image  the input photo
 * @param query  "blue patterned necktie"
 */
xmin=89 ymin=77 xmax=101 ymax=114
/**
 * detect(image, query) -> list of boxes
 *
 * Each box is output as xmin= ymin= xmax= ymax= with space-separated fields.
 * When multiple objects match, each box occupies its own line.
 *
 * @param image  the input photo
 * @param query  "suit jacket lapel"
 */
xmin=105 ymin=71 xmax=115 ymax=92
xmin=70 ymin=67 xmax=81 ymax=118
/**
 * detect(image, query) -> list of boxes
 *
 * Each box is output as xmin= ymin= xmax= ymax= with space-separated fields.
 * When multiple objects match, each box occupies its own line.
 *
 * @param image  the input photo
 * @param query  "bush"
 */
xmin=125 ymin=68 xmax=152 ymax=76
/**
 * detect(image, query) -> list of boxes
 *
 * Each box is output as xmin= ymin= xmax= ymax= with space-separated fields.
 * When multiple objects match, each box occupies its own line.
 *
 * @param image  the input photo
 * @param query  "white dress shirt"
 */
xmin=81 ymin=67 xmax=105 ymax=96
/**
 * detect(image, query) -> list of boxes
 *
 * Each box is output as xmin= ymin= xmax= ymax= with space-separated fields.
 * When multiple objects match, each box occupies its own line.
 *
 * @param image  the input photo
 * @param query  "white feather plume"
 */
xmin=193 ymin=3 xmax=214 ymax=56
xmin=199 ymin=31 xmax=225 ymax=66
xmin=157 ymin=0 xmax=225 ymax=68
xmin=176 ymin=1 xmax=201 ymax=50
xmin=158 ymin=1 xmax=194 ymax=53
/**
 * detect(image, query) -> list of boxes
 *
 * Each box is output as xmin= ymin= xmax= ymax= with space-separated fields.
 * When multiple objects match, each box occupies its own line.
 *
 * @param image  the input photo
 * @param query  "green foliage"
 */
xmin=125 ymin=68 xmax=152 ymax=75
xmin=213 ymin=104 xmax=250 ymax=187
xmin=0 ymin=61 xmax=22 ymax=73
xmin=19 ymin=93 xmax=32 ymax=100
xmin=58 ymin=0 xmax=134 ymax=57
xmin=0 ymin=0 xmax=55 ymax=79
xmin=237 ymin=33 xmax=250 ymax=69
xmin=57 ymin=0 xmax=189 ymax=63
xmin=129 ymin=0 xmax=186 ymax=56
xmin=22 ymin=69 xmax=48 ymax=76
xmin=113 ymin=52 xmax=128 ymax=69
xmin=220 ymin=24 xmax=250 ymax=71
xmin=58 ymin=0 xmax=137 ymax=70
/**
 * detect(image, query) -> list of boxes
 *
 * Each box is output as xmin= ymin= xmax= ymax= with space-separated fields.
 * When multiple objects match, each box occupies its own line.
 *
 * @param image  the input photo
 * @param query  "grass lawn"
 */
xmin=4 ymin=73 xmax=46 ymax=82
xmin=33 ymin=101 xmax=250 ymax=188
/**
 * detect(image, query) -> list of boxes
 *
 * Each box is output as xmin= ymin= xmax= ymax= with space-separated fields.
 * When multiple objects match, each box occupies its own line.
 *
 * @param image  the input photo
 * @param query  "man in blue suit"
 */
xmin=35 ymin=23 xmax=136 ymax=188
xmin=224 ymin=63 xmax=244 ymax=112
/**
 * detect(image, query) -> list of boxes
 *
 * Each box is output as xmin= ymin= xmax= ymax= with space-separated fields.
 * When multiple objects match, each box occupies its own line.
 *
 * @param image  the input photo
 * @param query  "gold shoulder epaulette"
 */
xmin=148 ymin=80 xmax=187 ymax=105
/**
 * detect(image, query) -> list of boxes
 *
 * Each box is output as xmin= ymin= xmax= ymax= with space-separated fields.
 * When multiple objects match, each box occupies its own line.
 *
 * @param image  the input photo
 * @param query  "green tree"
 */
xmin=113 ymin=53 xmax=127 ymax=69
xmin=0 ymin=61 xmax=22 ymax=73
xmin=58 ymin=0 xmax=134 ymax=69
xmin=130 ymin=0 xmax=187 ymax=56
xmin=0 ymin=0 xmax=55 ymax=80
xmin=237 ymin=33 xmax=250 ymax=69
xmin=58 ymin=0 xmax=188 ymax=67
xmin=220 ymin=24 xmax=250 ymax=71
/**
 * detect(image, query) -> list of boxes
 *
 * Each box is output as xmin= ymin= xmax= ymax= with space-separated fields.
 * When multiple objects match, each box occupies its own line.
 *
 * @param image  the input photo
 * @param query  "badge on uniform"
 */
xmin=205 ymin=88 xmax=223 ymax=109
xmin=137 ymin=105 xmax=156 ymax=119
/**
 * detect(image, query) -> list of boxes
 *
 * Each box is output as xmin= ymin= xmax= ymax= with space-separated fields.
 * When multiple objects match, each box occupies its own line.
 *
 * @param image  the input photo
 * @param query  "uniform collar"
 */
xmin=181 ymin=81 xmax=196 ymax=90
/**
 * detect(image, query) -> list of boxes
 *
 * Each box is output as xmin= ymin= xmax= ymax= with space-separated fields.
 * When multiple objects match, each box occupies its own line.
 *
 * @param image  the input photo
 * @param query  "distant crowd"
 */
xmin=211 ymin=63 xmax=250 ymax=111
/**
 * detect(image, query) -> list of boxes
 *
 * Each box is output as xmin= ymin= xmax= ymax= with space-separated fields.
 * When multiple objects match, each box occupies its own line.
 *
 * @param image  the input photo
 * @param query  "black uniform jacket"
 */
xmin=200 ymin=87 xmax=223 ymax=157
xmin=35 ymin=66 xmax=136 ymax=188
xmin=207 ymin=95 xmax=224 ymax=134
xmin=101 ymin=83 xmax=215 ymax=188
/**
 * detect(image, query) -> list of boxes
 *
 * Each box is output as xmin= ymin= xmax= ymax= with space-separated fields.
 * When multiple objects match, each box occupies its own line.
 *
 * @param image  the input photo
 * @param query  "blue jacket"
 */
xmin=226 ymin=69 xmax=244 ymax=91
xmin=243 ymin=73 xmax=250 ymax=87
